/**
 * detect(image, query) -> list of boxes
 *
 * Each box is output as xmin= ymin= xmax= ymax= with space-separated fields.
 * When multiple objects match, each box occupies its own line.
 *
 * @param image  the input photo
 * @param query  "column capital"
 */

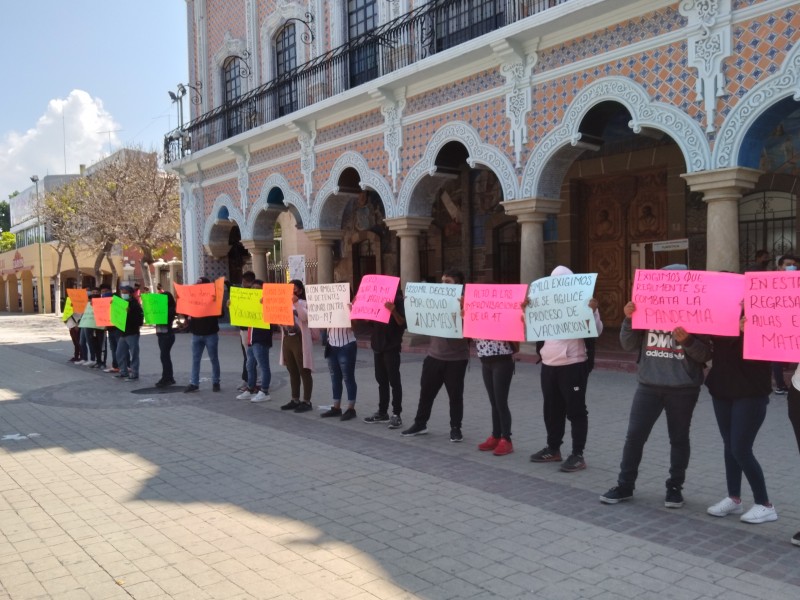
xmin=305 ymin=229 xmax=343 ymax=245
xmin=502 ymin=197 xmax=561 ymax=221
xmin=681 ymin=167 xmax=762 ymax=202
xmin=240 ymin=239 xmax=273 ymax=253
xmin=384 ymin=216 xmax=432 ymax=236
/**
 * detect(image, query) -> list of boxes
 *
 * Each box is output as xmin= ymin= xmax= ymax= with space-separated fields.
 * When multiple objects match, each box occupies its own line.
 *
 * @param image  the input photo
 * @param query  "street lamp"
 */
xmin=30 ymin=175 xmax=45 ymax=314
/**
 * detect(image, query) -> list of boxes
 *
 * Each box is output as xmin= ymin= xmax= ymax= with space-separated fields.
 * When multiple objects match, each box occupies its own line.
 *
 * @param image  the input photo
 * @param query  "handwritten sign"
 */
xmin=744 ymin=271 xmax=800 ymax=360
xmin=288 ymin=255 xmax=305 ymax=283
xmin=463 ymin=284 xmax=527 ymax=341
xmin=67 ymin=288 xmax=88 ymax=314
xmin=141 ymin=293 xmax=168 ymax=325
xmin=175 ymin=281 xmax=219 ymax=317
xmin=78 ymin=304 xmax=103 ymax=329
xmin=631 ymin=269 xmax=744 ymax=335
xmin=351 ymin=275 xmax=400 ymax=323
xmin=229 ymin=287 xmax=270 ymax=329
xmin=62 ymin=297 xmax=74 ymax=322
xmin=306 ymin=283 xmax=352 ymax=328
xmin=404 ymin=282 xmax=463 ymax=338
xmin=110 ymin=296 xmax=128 ymax=331
xmin=525 ymin=273 xmax=598 ymax=341
xmin=262 ymin=283 xmax=295 ymax=326
xmin=92 ymin=297 xmax=113 ymax=327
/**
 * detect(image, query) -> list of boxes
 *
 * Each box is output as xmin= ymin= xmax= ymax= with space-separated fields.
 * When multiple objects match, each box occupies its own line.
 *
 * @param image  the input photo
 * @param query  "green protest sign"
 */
xmin=141 ymin=293 xmax=168 ymax=325
xmin=78 ymin=303 xmax=104 ymax=329
xmin=110 ymin=296 xmax=129 ymax=331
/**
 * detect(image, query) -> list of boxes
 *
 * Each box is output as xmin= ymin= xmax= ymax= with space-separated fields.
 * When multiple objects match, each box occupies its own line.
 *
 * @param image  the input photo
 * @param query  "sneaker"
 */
xmin=90 ymin=363 xmax=102 ymax=369
xmin=212 ymin=383 xmax=221 ymax=392
xmin=449 ymin=427 xmax=463 ymax=443
xmin=321 ymin=407 xmax=342 ymax=418
xmin=529 ymin=447 xmax=562 ymax=462
xmin=740 ymin=504 xmax=777 ymax=524
xmin=237 ymin=383 xmax=249 ymax=392
xmin=155 ymin=379 xmax=166 ymax=388
xmin=84 ymin=361 xmax=96 ymax=367
xmin=560 ymin=454 xmax=587 ymax=473
xmin=293 ymin=402 xmax=313 ymax=413
xmin=493 ymin=438 xmax=514 ymax=456
xmin=163 ymin=379 xmax=176 ymax=386
xmin=600 ymin=486 xmax=633 ymax=504
xmin=792 ymin=531 xmax=800 ymax=547
xmin=340 ymin=408 xmax=357 ymax=421
xmin=104 ymin=367 xmax=119 ymax=373
xmin=665 ymin=485 xmax=684 ymax=508
xmin=363 ymin=412 xmax=390 ymax=424
xmin=69 ymin=357 xmax=79 ymax=363
xmin=115 ymin=373 xmax=128 ymax=379
xmin=125 ymin=377 xmax=138 ymax=382
xmin=250 ymin=390 xmax=270 ymax=403
xmin=478 ymin=436 xmax=499 ymax=451
xmin=387 ymin=414 xmax=403 ymax=429
xmin=707 ymin=496 xmax=743 ymax=517
xmin=236 ymin=390 xmax=253 ymax=400
xmin=775 ymin=388 xmax=789 ymax=395
xmin=281 ymin=400 xmax=300 ymax=411
xmin=184 ymin=384 xmax=199 ymax=393
xmin=401 ymin=423 xmax=428 ymax=437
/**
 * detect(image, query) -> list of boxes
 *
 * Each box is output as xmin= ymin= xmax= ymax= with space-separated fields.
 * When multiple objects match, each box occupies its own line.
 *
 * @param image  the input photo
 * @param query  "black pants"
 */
xmin=413 ymin=356 xmax=468 ymax=428
xmin=788 ymin=386 xmax=800 ymax=454
xmin=90 ymin=329 xmax=105 ymax=365
xmin=540 ymin=361 xmax=590 ymax=455
xmin=374 ymin=350 xmax=402 ymax=416
xmin=158 ymin=332 xmax=176 ymax=381
xmin=481 ymin=354 xmax=514 ymax=439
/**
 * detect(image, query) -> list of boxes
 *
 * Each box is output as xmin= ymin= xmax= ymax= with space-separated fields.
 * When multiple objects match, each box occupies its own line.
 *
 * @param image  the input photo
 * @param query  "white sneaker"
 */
xmin=250 ymin=390 xmax=271 ymax=403
xmin=707 ymin=497 xmax=743 ymax=517
xmin=740 ymin=504 xmax=778 ymax=524
xmin=103 ymin=367 xmax=115 ymax=373
xmin=84 ymin=361 xmax=95 ymax=367
xmin=236 ymin=390 xmax=253 ymax=400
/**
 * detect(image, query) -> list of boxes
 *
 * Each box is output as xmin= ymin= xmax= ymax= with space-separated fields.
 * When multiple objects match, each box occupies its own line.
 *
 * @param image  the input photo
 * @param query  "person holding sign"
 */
xmin=155 ymin=286 xmax=177 ymax=388
xmin=600 ymin=269 xmax=711 ymax=509
xmin=236 ymin=279 xmax=273 ymax=403
xmin=115 ymin=285 xmax=144 ymax=381
xmin=529 ymin=266 xmax=603 ymax=473
xmin=475 ymin=339 xmax=516 ymax=456
xmin=320 ymin=326 xmax=359 ymax=420
xmin=789 ymin=366 xmax=800 ymax=545
xmin=279 ymin=280 xmax=315 ymax=412
xmin=100 ymin=285 xmax=121 ymax=373
xmin=402 ymin=269 xmax=470 ymax=442
xmin=704 ymin=317 xmax=776 ymax=524
xmin=183 ymin=277 xmax=222 ymax=393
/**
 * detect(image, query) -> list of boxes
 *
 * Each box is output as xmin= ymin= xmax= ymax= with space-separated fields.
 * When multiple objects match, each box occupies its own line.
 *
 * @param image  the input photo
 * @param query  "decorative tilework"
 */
xmin=316 ymin=110 xmax=383 ymax=144
xmin=250 ymin=140 xmax=298 ymax=165
xmin=405 ymin=69 xmax=505 ymax=115
xmin=204 ymin=161 xmax=239 ymax=180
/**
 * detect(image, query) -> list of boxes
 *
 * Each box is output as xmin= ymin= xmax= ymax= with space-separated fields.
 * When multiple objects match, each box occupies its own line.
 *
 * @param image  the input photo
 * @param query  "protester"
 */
xmin=235 ymin=271 xmax=257 ymax=392
xmin=102 ymin=286 xmax=121 ymax=374
xmin=787 ymin=365 xmax=800 ymax=544
xmin=279 ymin=279 xmax=314 ymax=412
xmin=183 ymin=277 xmax=222 ymax=393
xmin=116 ymin=285 xmax=144 ymax=381
xmin=529 ymin=266 xmax=603 ymax=472
xmin=705 ymin=316 xmax=776 ymax=524
xmin=771 ymin=255 xmax=798 ymax=394
xmin=402 ymin=269 xmax=470 ymax=442
xmin=319 ymin=325 xmax=359 ymax=420
xmin=475 ymin=339 xmax=516 ymax=456
xmin=236 ymin=279 xmax=272 ymax=403
xmin=155 ymin=284 xmax=177 ymax=388
xmin=86 ymin=287 xmax=106 ymax=369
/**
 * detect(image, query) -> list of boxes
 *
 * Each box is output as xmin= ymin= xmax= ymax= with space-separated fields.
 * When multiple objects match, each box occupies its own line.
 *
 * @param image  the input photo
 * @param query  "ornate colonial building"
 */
xmin=167 ymin=0 xmax=799 ymax=325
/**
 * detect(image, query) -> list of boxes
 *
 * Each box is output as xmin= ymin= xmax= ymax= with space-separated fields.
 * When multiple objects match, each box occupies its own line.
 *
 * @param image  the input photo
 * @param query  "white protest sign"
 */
xmin=288 ymin=255 xmax=305 ymax=283
xmin=524 ymin=273 xmax=598 ymax=341
xmin=306 ymin=283 xmax=352 ymax=328
xmin=405 ymin=282 xmax=463 ymax=339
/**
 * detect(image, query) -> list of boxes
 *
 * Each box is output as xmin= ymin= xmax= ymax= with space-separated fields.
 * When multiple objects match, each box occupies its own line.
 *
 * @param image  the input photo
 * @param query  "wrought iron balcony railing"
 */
xmin=165 ymin=0 xmax=568 ymax=163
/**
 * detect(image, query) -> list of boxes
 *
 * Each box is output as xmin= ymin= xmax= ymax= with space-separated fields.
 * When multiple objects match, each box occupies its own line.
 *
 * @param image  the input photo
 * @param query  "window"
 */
xmin=348 ymin=0 xmax=379 ymax=87
xmin=223 ymin=57 xmax=244 ymax=136
xmin=435 ymin=0 xmax=505 ymax=53
xmin=276 ymin=24 xmax=298 ymax=116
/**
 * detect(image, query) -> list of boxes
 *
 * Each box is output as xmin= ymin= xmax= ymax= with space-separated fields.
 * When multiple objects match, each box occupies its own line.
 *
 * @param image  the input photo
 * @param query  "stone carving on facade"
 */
xmin=679 ymin=0 xmax=731 ymax=133
xmin=233 ymin=149 xmax=251 ymax=215
xmin=287 ymin=121 xmax=316 ymax=203
xmin=493 ymin=39 xmax=537 ymax=169
xmin=713 ymin=41 xmax=800 ymax=169
xmin=374 ymin=87 xmax=406 ymax=192
xmin=521 ymin=77 xmax=711 ymax=199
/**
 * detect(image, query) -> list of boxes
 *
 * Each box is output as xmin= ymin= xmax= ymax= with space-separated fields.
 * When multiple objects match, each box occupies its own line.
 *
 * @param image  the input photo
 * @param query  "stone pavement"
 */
xmin=0 ymin=313 xmax=799 ymax=600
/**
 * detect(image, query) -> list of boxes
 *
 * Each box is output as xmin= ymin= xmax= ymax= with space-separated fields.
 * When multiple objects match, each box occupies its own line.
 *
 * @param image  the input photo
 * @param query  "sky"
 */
xmin=0 ymin=1 xmax=189 ymax=198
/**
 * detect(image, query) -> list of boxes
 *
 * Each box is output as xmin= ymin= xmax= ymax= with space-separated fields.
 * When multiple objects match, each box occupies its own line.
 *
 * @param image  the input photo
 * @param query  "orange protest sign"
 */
xmin=262 ymin=283 xmax=295 ymax=326
xmin=214 ymin=277 xmax=225 ymax=316
xmin=66 ymin=288 xmax=89 ymax=314
xmin=91 ymin=297 xmax=113 ymax=327
xmin=175 ymin=282 xmax=219 ymax=317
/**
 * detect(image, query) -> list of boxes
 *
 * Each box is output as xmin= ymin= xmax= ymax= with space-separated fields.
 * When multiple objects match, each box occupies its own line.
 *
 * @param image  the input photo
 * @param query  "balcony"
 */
xmin=165 ymin=0 xmax=568 ymax=163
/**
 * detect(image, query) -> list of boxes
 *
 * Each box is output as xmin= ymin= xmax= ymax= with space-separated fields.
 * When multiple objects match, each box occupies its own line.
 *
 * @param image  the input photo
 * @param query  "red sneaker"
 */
xmin=478 ymin=436 xmax=499 ymax=451
xmin=493 ymin=438 xmax=514 ymax=456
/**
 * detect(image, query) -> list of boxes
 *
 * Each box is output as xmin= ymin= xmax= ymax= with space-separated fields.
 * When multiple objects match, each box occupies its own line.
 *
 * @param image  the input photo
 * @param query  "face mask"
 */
xmin=101 ymin=292 xmax=112 ymax=297
xmin=121 ymin=294 xmax=130 ymax=300
xmin=785 ymin=265 xmax=798 ymax=271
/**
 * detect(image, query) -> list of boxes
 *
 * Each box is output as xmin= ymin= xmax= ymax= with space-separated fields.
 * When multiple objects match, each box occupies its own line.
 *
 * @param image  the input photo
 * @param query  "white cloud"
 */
xmin=0 ymin=90 xmax=121 ymax=196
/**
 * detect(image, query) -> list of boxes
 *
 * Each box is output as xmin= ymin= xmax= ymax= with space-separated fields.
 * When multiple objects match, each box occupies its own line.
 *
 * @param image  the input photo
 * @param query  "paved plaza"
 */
xmin=1 ymin=314 xmax=799 ymax=599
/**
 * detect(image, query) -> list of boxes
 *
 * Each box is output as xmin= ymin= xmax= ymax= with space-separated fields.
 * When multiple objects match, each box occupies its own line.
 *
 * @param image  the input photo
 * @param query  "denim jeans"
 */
xmin=116 ymin=334 xmax=140 ymax=378
xmin=374 ymin=350 xmax=402 ymax=415
xmin=481 ymin=354 xmax=514 ymax=439
xmin=246 ymin=343 xmax=272 ymax=392
xmin=157 ymin=332 xmax=176 ymax=381
xmin=191 ymin=333 xmax=220 ymax=386
xmin=413 ymin=356 xmax=468 ymax=428
xmin=327 ymin=341 xmax=357 ymax=402
xmin=79 ymin=327 xmax=92 ymax=361
xmin=617 ymin=384 xmax=700 ymax=490
xmin=107 ymin=329 xmax=120 ymax=368
xmin=711 ymin=395 xmax=770 ymax=504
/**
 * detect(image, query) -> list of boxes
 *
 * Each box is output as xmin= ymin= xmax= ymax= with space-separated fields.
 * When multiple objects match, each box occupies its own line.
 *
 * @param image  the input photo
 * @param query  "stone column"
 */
xmin=241 ymin=240 xmax=272 ymax=281
xmin=681 ymin=167 xmax=761 ymax=273
xmin=502 ymin=197 xmax=561 ymax=283
xmin=306 ymin=230 xmax=343 ymax=284
xmin=385 ymin=216 xmax=433 ymax=289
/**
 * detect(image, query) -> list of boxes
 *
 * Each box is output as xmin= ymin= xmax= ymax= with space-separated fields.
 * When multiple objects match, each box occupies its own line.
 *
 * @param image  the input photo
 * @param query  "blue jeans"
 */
xmin=116 ymin=334 xmax=140 ymax=378
xmin=712 ymin=395 xmax=770 ymax=505
xmin=246 ymin=343 xmax=271 ymax=392
xmin=191 ymin=333 xmax=220 ymax=386
xmin=617 ymin=384 xmax=699 ymax=490
xmin=79 ymin=327 xmax=92 ymax=361
xmin=107 ymin=329 xmax=120 ymax=368
xmin=327 ymin=341 xmax=357 ymax=403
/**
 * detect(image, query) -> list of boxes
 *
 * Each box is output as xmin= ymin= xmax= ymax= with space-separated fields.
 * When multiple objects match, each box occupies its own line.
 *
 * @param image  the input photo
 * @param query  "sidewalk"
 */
xmin=1 ymin=313 xmax=798 ymax=599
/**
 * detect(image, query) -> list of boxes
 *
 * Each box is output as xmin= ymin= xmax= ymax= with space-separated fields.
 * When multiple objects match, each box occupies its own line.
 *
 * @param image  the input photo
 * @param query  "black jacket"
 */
xmin=123 ymin=298 xmax=144 ymax=337
xmin=705 ymin=334 xmax=772 ymax=399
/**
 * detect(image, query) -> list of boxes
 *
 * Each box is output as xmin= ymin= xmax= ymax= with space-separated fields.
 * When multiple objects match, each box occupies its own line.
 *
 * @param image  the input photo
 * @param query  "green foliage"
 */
xmin=0 ymin=200 xmax=10 ymax=232
xmin=0 ymin=231 xmax=15 ymax=252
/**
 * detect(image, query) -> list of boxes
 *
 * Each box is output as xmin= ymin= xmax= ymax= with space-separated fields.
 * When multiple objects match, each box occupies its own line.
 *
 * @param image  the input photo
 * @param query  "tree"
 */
xmin=0 ymin=198 xmax=12 ymax=232
xmin=0 ymin=231 xmax=14 ymax=252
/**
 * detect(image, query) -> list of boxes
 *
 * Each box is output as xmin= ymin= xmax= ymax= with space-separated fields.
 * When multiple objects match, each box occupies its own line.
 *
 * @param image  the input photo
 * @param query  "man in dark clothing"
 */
xmin=116 ymin=285 xmax=144 ymax=381
xmin=363 ymin=289 xmax=407 ymax=428
xmin=155 ymin=286 xmax=178 ymax=388
xmin=183 ymin=277 xmax=222 ymax=393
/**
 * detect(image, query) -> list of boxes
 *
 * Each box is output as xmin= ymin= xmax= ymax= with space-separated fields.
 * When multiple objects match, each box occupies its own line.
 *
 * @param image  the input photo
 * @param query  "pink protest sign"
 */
xmin=630 ymin=270 xmax=744 ymax=336
xmin=462 ymin=284 xmax=527 ymax=341
xmin=744 ymin=271 xmax=800 ymax=361
xmin=351 ymin=275 xmax=400 ymax=323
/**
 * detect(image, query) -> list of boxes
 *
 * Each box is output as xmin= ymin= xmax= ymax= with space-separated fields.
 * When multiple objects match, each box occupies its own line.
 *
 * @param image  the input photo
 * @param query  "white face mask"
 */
xmin=121 ymin=294 xmax=130 ymax=300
